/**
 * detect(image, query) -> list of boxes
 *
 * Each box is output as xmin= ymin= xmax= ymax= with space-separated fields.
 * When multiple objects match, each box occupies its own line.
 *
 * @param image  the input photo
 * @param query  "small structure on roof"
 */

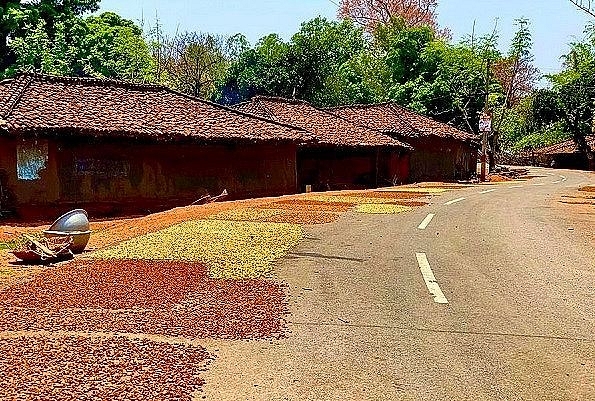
xmin=234 ymin=96 xmax=412 ymax=191
xmin=0 ymin=74 xmax=311 ymax=219
xmin=328 ymin=102 xmax=479 ymax=182
xmin=530 ymin=136 xmax=595 ymax=170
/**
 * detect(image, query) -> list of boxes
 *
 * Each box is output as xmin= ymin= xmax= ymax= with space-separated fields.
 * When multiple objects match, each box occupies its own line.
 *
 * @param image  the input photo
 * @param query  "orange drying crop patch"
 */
xmin=579 ymin=186 xmax=595 ymax=193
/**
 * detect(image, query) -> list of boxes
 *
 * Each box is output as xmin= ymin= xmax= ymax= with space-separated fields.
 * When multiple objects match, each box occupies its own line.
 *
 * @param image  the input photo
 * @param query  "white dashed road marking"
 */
xmin=416 ymin=253 xmax=448 ymax=304
xmin=479 ymin=189 xmax=497 ymax=194
xmin=444 ymin=197 xmax=466 ymax=205
xmin=418 ymin=214 xmax=435 ymax=230
xmin=552 ymin=180 xmax=562 ymax=184
xmin=509 ymin=185 xmax=523 ymax=188
xmin=533 ymin=183 xmax=545 ymax=186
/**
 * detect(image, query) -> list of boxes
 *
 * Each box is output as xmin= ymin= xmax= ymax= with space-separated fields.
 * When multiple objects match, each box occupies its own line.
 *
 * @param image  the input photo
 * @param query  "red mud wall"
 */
xmin=297 ymin=147 xmax=410 ymax=191
xmin=404 ymin=137 xmax=477 ymax=182
xmin=0 ymin=137 xmax=297 ymax=219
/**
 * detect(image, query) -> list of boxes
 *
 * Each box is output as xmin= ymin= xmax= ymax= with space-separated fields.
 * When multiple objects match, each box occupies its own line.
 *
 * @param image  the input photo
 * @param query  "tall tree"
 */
xmin=0 ymin=0 xmax=100 ymax=71
xmin=8 ymin=10 xmax=154 ymax=81
xmin=338 ymin=0 xmax=441 ymax=33
xmin=216 ymin=18 xmax=366 ymax=106
xmin=491 ymin=19 xmax=539 ymax=162
xmin=85 ymin=12 xmax=154 ymax=82
xmin=548 ymin=26 xmax=595 ymax=156
xmin=159 ymin=31 xmax=232 ymax=98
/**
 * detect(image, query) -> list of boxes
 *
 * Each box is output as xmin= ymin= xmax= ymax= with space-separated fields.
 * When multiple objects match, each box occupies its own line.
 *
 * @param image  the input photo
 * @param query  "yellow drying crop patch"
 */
xmin=356 ymin=204 xmax=413 ymax=214
xmin=91 ymin=219 xmax=303 ymax=279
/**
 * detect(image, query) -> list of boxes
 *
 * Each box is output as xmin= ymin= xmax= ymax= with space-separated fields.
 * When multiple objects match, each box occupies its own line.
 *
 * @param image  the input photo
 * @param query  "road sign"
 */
xmin=479 ymin=113 xmax=492 ymax=133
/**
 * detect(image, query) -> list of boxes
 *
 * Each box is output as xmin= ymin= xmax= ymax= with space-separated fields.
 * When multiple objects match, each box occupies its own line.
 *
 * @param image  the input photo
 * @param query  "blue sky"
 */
xmin=98 ymin=0 xmax=593 ymax=79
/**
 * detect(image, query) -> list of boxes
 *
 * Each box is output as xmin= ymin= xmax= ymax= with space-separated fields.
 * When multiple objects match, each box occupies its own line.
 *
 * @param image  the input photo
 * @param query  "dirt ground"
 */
xmin=2 ymin=168 xmax=593 ymax=400
xmin=0 ymin=184 xmax=447 ymax=400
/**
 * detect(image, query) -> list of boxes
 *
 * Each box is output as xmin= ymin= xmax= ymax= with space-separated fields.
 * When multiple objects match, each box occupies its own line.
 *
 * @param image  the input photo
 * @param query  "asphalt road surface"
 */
xmin=202 ymin=167 xmax=595 ymax=401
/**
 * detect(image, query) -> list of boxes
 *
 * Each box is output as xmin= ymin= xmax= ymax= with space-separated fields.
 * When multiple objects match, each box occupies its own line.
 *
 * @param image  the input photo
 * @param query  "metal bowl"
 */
xmin=43 ymin=230 xmax=92 ymax=254
xmin=48 ymin=209 xmax=89 ymax=232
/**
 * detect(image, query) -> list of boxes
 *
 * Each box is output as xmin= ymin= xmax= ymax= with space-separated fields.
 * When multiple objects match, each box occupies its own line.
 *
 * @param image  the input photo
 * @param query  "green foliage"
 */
xmin=512 ymin=122 xmax=570 ymax=152
xmin=0 ymin=0 xmax=100 ymax=71
xmin=85 ymin=12 xmax=154 ymax=82
xmin=1 ymin=4 xmax=152 ymax=82
xmin=217 ymin=18 xmax=367 ymax=106
xmin=217 ymin=33 xmax=293 ymax=103
xmin=8 ymin=17 xmax=89 ymax=76
xmin=519 ymin=23 xmax=595 ymax=154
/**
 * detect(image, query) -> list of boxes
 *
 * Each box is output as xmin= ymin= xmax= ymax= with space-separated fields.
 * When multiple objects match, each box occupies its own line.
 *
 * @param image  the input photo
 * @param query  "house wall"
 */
xmin=399 ymin=137 xmax=478 ymax=182
xmin=0 ymin=137 xmax=297 ymax=219
xmin=297 ymin=147 xmax=409 ymax=191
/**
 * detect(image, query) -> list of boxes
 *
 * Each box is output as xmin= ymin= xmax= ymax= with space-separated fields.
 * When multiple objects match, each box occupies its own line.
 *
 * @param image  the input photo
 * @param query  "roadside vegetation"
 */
xmin=0 ymin=0 xmax=593 ymax=158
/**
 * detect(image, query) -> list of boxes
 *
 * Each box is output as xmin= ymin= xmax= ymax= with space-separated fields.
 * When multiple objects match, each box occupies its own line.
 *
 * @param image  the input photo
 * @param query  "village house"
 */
xmin=328 ymin=103 xmax=479 ymax=182
xmin=529 ymin=136 xmax=595 ymax=170
xmin=234 ymin=96 xmax=412 ymax=191
xmin=0 ymin=74 xmax=312 ymax=219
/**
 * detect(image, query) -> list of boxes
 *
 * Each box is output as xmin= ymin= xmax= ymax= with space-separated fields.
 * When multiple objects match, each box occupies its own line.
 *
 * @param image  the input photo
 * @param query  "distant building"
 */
xmin=234 ymin=96 xmax=412 ymax=191
xmin=0 ymin=74 xmax=310 ymax=219
xmin=531 ymin=136 xmax=595 ymax=170
xmin=328 ymin=103 xmax=479 ymax=182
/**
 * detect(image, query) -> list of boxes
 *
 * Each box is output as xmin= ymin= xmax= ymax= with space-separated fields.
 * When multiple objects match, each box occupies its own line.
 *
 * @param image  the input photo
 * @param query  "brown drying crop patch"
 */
xmin=356 ymin=204 xmax=413 ymax=214
xmin=0 ymin=335 xmax=211 ymax=401
xmin=390 ymin=200 xmax=429 ymax=207
xmin=343 ymin=191 xmax=429 ymax=200
xmin=266 ymin=210 xmax=339 ymax=224
xmin=0 ymin=260 xmax=288 ymax=339
xmin=259 ymin=199 xmax=354 ymax=213
xmin=0 ymin=259 xmax=206 ymax=309
xmin=209 ymin=207 xmax=339 ymax=225
xmin=579 ymin=185 xmax=595 ymax=193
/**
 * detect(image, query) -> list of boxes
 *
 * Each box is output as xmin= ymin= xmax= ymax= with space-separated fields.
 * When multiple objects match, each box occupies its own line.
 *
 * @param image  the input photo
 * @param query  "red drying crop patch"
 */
xmin=0 ymin=260 xmax=288 ymax=340
xmin=0 ymin=335 xmax=211 ymax=401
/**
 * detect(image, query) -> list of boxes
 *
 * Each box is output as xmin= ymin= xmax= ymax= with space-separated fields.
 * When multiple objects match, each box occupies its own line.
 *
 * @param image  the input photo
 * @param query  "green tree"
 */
xmin=289 ymin=17 xmax=366 ymax=105
xmin=216 ymin=17 xmax=366 ymax=106
xmin=0 ymin=0 xmax=99 ymax=71
xmin=216 ymin=33 xmax=292 ymax=103
xmin=542 ymin=23 xmax=595 ymax=155
xmin=7 ymin=10 xmax=154 ymax=81
xmin=85 ymin=12 xmax=154 ymax=82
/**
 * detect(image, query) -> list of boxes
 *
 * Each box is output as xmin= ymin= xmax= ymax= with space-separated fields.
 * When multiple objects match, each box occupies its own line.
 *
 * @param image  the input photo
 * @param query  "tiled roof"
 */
xmin=535 ymin=136 xmax=595 ymax=155
xmin=328 ymin=102 xmax=478 ymax=144
xmin=0 ymin=73 xmax=312 ymax=144
xmin=234 ymin=96 xmax=411 ymax=149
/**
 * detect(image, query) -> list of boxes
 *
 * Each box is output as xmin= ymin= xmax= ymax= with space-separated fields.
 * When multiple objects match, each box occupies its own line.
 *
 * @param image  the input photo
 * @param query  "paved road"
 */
xmin=202 ymin=167 xmax=595 ymax=401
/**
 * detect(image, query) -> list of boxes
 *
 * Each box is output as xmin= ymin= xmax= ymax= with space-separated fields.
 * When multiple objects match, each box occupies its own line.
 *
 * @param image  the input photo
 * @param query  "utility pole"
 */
xmin=479 ymin=60 xmax=491 ymax=182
